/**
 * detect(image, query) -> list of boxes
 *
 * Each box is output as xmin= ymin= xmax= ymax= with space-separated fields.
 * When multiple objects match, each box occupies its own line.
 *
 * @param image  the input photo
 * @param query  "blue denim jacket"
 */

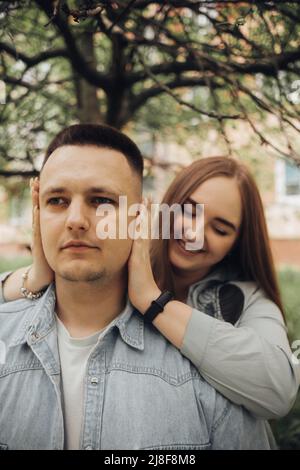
xmin=0 ymin=281 xmax=272 ymax=450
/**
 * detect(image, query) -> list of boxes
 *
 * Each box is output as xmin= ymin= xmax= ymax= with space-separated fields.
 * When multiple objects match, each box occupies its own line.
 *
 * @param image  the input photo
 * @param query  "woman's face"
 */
xmin=169 ymin=176 xmax=242 ymax=277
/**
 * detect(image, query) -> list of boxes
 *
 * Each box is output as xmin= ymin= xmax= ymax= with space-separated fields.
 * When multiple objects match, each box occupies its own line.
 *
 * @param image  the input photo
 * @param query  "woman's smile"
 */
xmin=175 ymin=238 xmax=207 ymax=257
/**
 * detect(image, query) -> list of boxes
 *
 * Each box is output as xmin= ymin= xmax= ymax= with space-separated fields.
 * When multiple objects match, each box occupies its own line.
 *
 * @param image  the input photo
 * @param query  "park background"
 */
xmin=0 ymin=1 xmax=300 ymax=449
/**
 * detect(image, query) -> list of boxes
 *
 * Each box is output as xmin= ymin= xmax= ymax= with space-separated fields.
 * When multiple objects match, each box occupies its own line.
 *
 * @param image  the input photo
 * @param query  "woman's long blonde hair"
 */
xmin=151 ymin=157 xmax=284 ymax=317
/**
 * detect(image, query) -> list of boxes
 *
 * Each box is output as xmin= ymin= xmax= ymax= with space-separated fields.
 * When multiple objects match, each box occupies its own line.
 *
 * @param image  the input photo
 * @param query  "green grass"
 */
xmin=278 ymin=269 xmax=300 ymax=343
xmin=273 ymin=391 xmax=300 ymax=449
xmin=0 ymin=256 xmax=32 ymax=273
xmin=0 ymin=258 xmax=299 ymax=448
xmin=273 ymin=269 xmax=300 ymax=449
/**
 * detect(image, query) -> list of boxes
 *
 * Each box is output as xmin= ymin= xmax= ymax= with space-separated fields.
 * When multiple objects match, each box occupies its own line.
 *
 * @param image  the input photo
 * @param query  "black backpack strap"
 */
xmin=218 ymin=283 xmax=245 ymax=325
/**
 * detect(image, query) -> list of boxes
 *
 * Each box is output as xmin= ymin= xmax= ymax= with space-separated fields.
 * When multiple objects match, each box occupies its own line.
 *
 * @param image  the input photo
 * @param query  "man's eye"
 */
xmin=47 ymin=197 xmax=66 ymax=206
xmin=92 ymin=197 xmax=114 ymax=205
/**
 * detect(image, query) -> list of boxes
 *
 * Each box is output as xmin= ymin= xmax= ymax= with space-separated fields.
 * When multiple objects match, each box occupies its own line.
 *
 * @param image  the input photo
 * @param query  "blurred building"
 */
xmin=139 ymin=129 xmax=300 ymax=270
xmin=267 ymin=159 xmax=300 ymax=268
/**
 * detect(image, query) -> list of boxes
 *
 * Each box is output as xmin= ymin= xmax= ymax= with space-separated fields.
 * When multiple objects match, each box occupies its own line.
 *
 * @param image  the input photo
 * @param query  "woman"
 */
xmin=129 ymin=157 xmax=299 ymax=419
xmin=1 ymin=157 xmax=299 ymax=420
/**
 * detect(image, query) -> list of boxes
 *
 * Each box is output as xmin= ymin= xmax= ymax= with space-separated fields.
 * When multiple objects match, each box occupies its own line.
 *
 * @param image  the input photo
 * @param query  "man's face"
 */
xmin=39 ymin=145 xmax=142 ymax=284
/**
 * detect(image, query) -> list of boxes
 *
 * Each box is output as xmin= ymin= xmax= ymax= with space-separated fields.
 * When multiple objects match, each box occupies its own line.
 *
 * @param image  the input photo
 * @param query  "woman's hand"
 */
xmin=128 ymin=197 xmax=161 ymax=313
xmin=27 ymin=177 xmax=54 ymax=291
xmin=2 ymin=178 xmax=54 ymax=301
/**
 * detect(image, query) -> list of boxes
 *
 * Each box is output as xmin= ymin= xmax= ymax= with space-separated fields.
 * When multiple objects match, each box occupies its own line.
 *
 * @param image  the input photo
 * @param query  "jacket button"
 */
xmin=90 ymin=377 xmax=99 ymax=385
xmin=30 ymin=332 xmax=40 ymax=343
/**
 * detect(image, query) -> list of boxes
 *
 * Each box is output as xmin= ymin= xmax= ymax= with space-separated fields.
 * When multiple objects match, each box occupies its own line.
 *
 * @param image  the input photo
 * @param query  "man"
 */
xmin=0 ymin=124 xmax=271 ymax=450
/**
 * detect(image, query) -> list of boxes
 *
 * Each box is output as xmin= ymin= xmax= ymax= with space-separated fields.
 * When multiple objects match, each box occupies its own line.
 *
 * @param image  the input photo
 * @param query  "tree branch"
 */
xmin=0 ymin=170 xmax=39 ymax=177
xmin=0 ymin=41 xmax=69 ymax=67
xmin=134 ymin=52 xmax=241 ymax=120
xmin=129 ymin=76 xmax=218 ymax=114
xmin=34 ymin=0 xmax=111 ymax=91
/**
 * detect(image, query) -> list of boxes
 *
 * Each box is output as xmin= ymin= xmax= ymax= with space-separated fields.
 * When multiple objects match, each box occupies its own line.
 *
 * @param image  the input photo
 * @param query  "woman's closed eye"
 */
xmin=213 ymin=226 xmax=228 ymax=236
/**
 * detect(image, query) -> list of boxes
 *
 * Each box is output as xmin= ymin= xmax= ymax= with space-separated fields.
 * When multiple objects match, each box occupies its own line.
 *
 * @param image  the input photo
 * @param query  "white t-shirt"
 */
xmin=56 ymin=314 xmax=119 ymax=450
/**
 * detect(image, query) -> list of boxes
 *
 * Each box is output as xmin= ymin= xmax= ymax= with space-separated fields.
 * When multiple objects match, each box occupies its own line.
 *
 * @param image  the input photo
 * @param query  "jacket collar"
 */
xmin=10 ymin=284 xmax=57 ymax=347
xmin=115 ymin=303 xmax=144 ymax=351
xmin=11 ymin=283 xmax=145 ymax=351
xmin=188 ymin=260 xmax=242 ymax=295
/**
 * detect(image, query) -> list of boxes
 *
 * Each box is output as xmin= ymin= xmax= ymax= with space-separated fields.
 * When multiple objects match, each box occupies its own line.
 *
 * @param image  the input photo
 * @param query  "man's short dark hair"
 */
xmin=41 ymin=124 xmax=144 ymax=178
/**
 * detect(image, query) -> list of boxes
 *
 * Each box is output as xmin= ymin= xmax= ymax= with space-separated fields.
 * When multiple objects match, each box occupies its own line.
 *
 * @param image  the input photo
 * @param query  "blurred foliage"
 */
xmin=1 ymin=1 xmax=300 ymax=179
xmin=279 ymin=269 xmax=300 ymax=343
xmin=274 ymin=391 xmax=300 ymax=450
xmin=273 ymin=269 xmax=300 ymax=449
xmin=0 ymin=256 xmax=32 ymax=273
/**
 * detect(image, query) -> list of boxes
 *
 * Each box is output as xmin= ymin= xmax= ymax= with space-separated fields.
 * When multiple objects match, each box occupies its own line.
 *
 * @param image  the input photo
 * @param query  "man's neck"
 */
xmin=55 ymin=275 xmax=127 ymax=338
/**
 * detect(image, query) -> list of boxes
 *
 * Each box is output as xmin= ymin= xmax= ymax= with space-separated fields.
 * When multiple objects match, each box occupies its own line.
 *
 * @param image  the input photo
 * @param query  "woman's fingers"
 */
xmin=128 ymin=195 xmax=159 ymax=311
xmin=33 ymin=205 xmax=41 ymax=251
xmin=28 ymin=177 xmax=54 ymax=287
xmin=30 ymin=177 xmax=39 ymax=225
xmin=32 ymin=177 xmax=39 ymax=208
xmin=140 ymin=196 xmax=152 ymax=240
xmin=29 ymin=177 xmax=42 ymax=254
xmin=131 ymin=197 xmax=152 ymax=263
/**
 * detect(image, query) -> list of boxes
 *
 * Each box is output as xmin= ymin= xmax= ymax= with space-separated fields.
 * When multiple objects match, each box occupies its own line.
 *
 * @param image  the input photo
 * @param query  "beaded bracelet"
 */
xmin=21 ymin=267 xmax=46 ymax=300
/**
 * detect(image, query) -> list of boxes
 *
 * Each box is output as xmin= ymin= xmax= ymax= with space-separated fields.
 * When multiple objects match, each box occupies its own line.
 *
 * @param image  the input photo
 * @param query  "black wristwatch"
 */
xmin=143 ymin=291 xmax=174 ymax=323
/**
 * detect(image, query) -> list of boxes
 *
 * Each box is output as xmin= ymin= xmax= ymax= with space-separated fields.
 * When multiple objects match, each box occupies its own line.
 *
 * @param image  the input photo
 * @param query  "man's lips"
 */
xmin=61 ymin=241 xmax=98 ymax=250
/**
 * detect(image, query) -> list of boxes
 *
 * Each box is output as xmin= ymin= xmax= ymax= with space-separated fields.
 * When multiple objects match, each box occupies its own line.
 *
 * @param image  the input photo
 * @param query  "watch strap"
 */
xmin=143 ymin=291 xmax=174 ymax=323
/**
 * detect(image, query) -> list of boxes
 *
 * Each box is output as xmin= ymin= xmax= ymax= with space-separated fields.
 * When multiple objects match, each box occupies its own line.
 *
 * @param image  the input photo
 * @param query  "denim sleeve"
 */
xmin=210 ymin=393 xmax=274 ymax=450
xmin=0 ymin=271 xmax=13 ymax=304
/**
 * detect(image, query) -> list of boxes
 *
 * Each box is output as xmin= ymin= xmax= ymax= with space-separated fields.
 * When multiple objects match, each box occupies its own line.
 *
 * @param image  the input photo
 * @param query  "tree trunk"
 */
xmin=105 ymin=33 xmax=128 ymax=129
xmin=73 ymin=31 xmax=102 ymax=124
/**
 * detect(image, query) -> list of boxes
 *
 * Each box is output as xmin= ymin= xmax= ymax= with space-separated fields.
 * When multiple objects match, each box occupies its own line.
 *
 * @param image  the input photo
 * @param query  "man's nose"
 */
xmin=65 ymin=201 xmax=90 ymax=231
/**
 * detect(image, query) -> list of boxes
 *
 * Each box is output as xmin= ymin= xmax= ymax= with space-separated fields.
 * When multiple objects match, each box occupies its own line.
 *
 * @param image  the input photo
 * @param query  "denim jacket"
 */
xmin=0 ymin=280 xmax=272 ymax=450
